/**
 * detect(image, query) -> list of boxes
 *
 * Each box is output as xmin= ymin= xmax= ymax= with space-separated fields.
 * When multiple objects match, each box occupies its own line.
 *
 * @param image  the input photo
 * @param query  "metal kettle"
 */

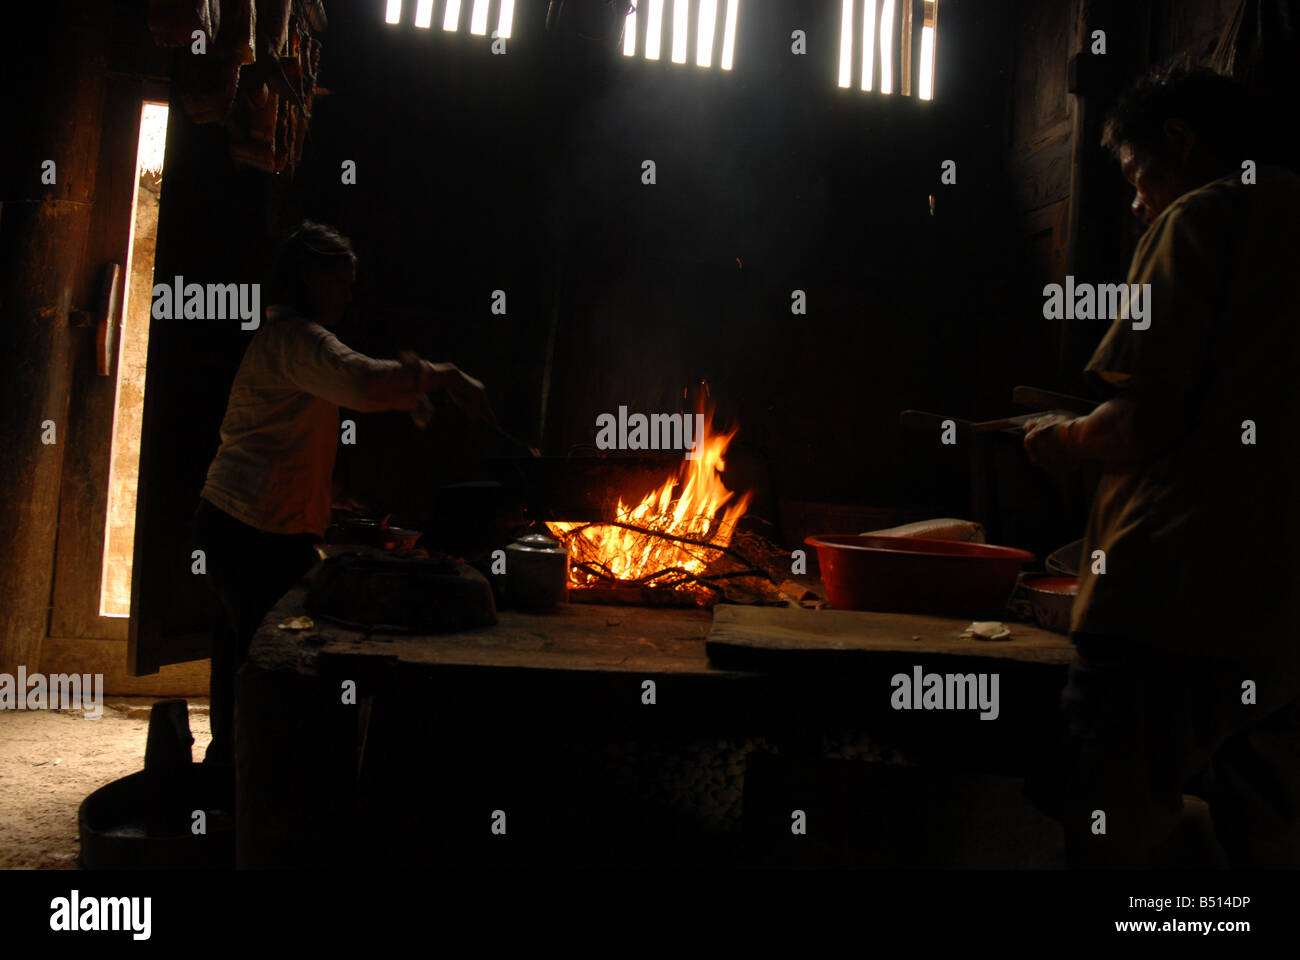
xmin=505 ymin=531 xmax=569 ymax=609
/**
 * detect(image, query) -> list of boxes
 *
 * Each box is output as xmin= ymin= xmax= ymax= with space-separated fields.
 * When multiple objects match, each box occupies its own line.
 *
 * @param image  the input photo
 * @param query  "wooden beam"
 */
xmin=40 ymin=637 xmax=209 ymax=696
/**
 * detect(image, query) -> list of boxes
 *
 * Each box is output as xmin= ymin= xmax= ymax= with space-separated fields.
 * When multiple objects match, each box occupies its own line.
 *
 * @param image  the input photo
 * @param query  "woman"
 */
xmin=193 ymin=221 xmax=492 ymax=765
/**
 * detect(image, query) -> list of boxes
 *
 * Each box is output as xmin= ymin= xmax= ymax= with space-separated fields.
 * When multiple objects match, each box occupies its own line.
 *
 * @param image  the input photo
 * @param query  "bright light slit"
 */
xmin=101 ymin=102 xmax=169 ymax=619
xmin=385 ymin=0 xmax=402 ymax=24
xmin=671 ymin=0 xmax=689 ymax=63
xmin=697 ymin=0 xmax=717 ymax=67
xmin=443 ymin=0 xmax=461 ymax=31
xmin=879 ymin=0 xmax=895 ymax=94
xmin=919 ymin=24 xmax=935 ymax=99
xmin=646 ymin=0 xmax=664 ymax=60
xmin=469 ymin=0 xmax=489 ymax=34
xmin=861 ymin=0 xmax=876 ymax=90
xmin=623 ymin=5 xmax=638 ymax=55
xmin=497 ymin=0 xmax=516 ymax=38
xmin=837 ymin=0 xmax=854 ymax=88
xmin=720 ymin=0 xmax=737 ymax=69
xmin=414 ymin=0 xmax=433 ymax=28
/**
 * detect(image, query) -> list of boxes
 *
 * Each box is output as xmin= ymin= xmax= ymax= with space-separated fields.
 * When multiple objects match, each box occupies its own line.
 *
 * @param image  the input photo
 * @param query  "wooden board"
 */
xmin=41 ymin=637 xmax=210 ymax=696
xmin=250 ymin=584 xmax=739 ymax=678
xmin=706 ymin=603 xmax=1077 ymax=668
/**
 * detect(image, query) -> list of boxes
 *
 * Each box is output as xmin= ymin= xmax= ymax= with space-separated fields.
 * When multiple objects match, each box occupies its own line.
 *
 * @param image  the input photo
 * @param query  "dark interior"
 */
xmin=3 ymin=0 xmax=1297 ymax=890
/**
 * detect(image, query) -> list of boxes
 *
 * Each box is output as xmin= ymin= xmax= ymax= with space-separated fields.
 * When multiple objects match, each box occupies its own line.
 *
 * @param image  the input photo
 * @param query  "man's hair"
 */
xmin=1101 ymin=65 xmax=1256 ymax=167
xmin=269 ymin=220 xmax=357 ymax=311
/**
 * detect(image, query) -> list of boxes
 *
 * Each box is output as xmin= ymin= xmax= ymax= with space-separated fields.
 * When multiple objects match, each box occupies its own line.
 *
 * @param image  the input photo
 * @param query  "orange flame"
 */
xmin=547 ymin=407 xmax=751 ymax=592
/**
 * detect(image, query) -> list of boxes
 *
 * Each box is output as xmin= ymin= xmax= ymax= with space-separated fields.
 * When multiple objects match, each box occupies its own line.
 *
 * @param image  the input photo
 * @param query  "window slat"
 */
xmin=624 ymin=4 xmax=638 ymax=56
xmin=861 ymin=0 xmax=877 ymax=91
xmin=443 ymin=0 xmax=461 ymax=31
xmin=697 ymin=0 xmax=717 ymax=67
xmin=720 ymin=0 xmax=738 ymax=70
xmin=646 ymin=0 xmax=665 ymax=60
xmin=879 ymin=0 xmax=895 ymax=94
xmin=920 ymin=0 xmax=937 ymax=100
xmin=498 ymin=0 xmax=516 ymax=39
xmin=838 ymin=0 xmax=854 ymax=88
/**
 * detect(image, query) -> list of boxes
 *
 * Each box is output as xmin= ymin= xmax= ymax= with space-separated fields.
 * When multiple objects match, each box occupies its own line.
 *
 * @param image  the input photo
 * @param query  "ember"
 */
xmin=547 ymin=403 xmax=754 ymax=602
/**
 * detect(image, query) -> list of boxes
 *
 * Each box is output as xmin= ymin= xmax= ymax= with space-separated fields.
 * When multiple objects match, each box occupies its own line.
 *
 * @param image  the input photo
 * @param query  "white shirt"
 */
xmin=200 ymin=305 xmax=400 ymax=536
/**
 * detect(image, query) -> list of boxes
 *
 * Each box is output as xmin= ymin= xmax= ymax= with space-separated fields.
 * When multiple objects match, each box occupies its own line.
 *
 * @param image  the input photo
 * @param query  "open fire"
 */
xmin=547 ymin=404 xmax=754 ymax=603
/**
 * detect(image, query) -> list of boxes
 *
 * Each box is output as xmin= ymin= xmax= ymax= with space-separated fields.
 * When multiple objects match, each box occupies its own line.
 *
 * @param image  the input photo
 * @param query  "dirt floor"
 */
xmin=0 ymin=698 xmax=211 ymax=870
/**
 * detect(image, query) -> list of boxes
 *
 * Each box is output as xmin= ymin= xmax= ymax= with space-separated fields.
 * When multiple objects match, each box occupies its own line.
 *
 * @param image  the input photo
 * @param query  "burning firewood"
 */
xmin=545 ymin=416 xmax=807 ymax=606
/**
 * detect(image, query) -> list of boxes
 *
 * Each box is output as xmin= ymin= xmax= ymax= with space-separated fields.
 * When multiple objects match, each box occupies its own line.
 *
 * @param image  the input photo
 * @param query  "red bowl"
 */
xmin=806 ymin=534 xmax=1036 ymax=618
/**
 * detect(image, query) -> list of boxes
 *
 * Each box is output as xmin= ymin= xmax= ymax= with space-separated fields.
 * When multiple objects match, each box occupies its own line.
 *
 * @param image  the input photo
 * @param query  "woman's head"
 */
xmin=1101 ymin=66 xmax=1256 ymax=226
xmin=270 ymin=221 xmax=357 ymax=327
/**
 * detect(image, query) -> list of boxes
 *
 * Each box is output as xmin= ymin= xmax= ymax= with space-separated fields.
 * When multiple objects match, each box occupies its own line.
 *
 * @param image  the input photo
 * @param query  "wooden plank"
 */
xmin=705 ymin=603 xmax=1076 ymax=667
xmin=130 ymin=106 xmax=288 ymax=675
xmin=40 ymin=637 xmax=209 ymax=696
xmin=250 ymin=585 xmax=739 ymax=678
xmin=1019 ymin=197 xmax=1070 ymax=291
xmin=1011 ymin=132 xmax=1074 ymax=214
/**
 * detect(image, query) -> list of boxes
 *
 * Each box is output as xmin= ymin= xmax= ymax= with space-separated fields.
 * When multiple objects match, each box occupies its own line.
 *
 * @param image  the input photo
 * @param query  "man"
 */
xmin=1021 ymin=67 xmax=1300 ymax=867
xmin=194 ymin=221 xmax=494 ymax=765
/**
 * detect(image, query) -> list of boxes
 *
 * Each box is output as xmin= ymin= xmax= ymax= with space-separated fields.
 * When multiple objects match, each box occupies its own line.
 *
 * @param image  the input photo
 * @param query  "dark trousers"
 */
xmin=1025 ymin=633 xmax=1300 ymax=868
xmin=192 ymin=499 xmax=319 ymax=765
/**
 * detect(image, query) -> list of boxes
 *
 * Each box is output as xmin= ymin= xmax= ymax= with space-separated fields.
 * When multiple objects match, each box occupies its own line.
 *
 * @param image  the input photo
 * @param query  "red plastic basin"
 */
xmin=806 ymin=534 xmax=1036 ymax=618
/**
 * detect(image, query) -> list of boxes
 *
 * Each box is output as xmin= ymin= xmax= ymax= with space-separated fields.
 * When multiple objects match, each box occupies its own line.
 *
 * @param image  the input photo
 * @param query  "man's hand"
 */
xmin=1023 ymin=414 xmax=1081 ymax=472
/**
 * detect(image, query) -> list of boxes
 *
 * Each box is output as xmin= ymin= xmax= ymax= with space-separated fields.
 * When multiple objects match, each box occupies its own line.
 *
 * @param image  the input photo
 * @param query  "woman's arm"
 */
xmin=1023 ymin=396 xmax=1140 ymax=471
xmin=281 ymin=323 xmax=494 ymax=421
xmin=401 ymin=354 xmax=498 ymax=426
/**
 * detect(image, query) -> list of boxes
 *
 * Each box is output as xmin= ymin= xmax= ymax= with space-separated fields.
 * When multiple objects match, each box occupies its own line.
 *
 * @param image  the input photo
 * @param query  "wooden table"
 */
xmin=235 ymin=584 xmax=1078 ymax=866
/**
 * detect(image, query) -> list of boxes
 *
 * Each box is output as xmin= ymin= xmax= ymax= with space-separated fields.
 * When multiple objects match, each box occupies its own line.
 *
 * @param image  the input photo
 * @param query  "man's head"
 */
xmin=271 ymin=221 xmax=357 ymax=327
xmin=1102 ymin=66 xmax=1256 ymax=227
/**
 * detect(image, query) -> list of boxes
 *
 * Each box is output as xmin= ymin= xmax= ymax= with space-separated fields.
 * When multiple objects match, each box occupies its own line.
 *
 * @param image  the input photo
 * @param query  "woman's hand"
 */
xmin=426 ymin=361 xmax=498 ymax=427
xmin=1022 ymin=414 xmax=1081 ymax=472
xmin=396 ymin=351 xmax=498 ymax=427
xmin=396 ymin=352 xmax=433 ymax=427
xmin=1023 ymin=397 xmax=1142 ymax=473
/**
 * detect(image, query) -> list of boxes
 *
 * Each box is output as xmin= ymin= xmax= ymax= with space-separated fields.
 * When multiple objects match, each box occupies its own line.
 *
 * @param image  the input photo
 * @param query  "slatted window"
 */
xmin=623 ymin=0 xmax=740 ymax=71
xmin=383 ymin=2 xmax=933 ymax=94
xmin=385 ymin=0 xmax=516 ymax=39
xmin=838 ymin=0 xmax=937 ymax=99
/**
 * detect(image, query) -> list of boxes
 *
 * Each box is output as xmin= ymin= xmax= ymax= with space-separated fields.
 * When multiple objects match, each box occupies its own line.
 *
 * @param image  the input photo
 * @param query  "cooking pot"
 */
xmin=505 ymin=532 xmax=569 ymax=609
xmin=1045 ymin=539 xmax=1084 ymax=577
xmin=1020 ymin=575 xmax=1078 ymax=635
xmin=328 ymin=517 xmax=422 ymax=551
